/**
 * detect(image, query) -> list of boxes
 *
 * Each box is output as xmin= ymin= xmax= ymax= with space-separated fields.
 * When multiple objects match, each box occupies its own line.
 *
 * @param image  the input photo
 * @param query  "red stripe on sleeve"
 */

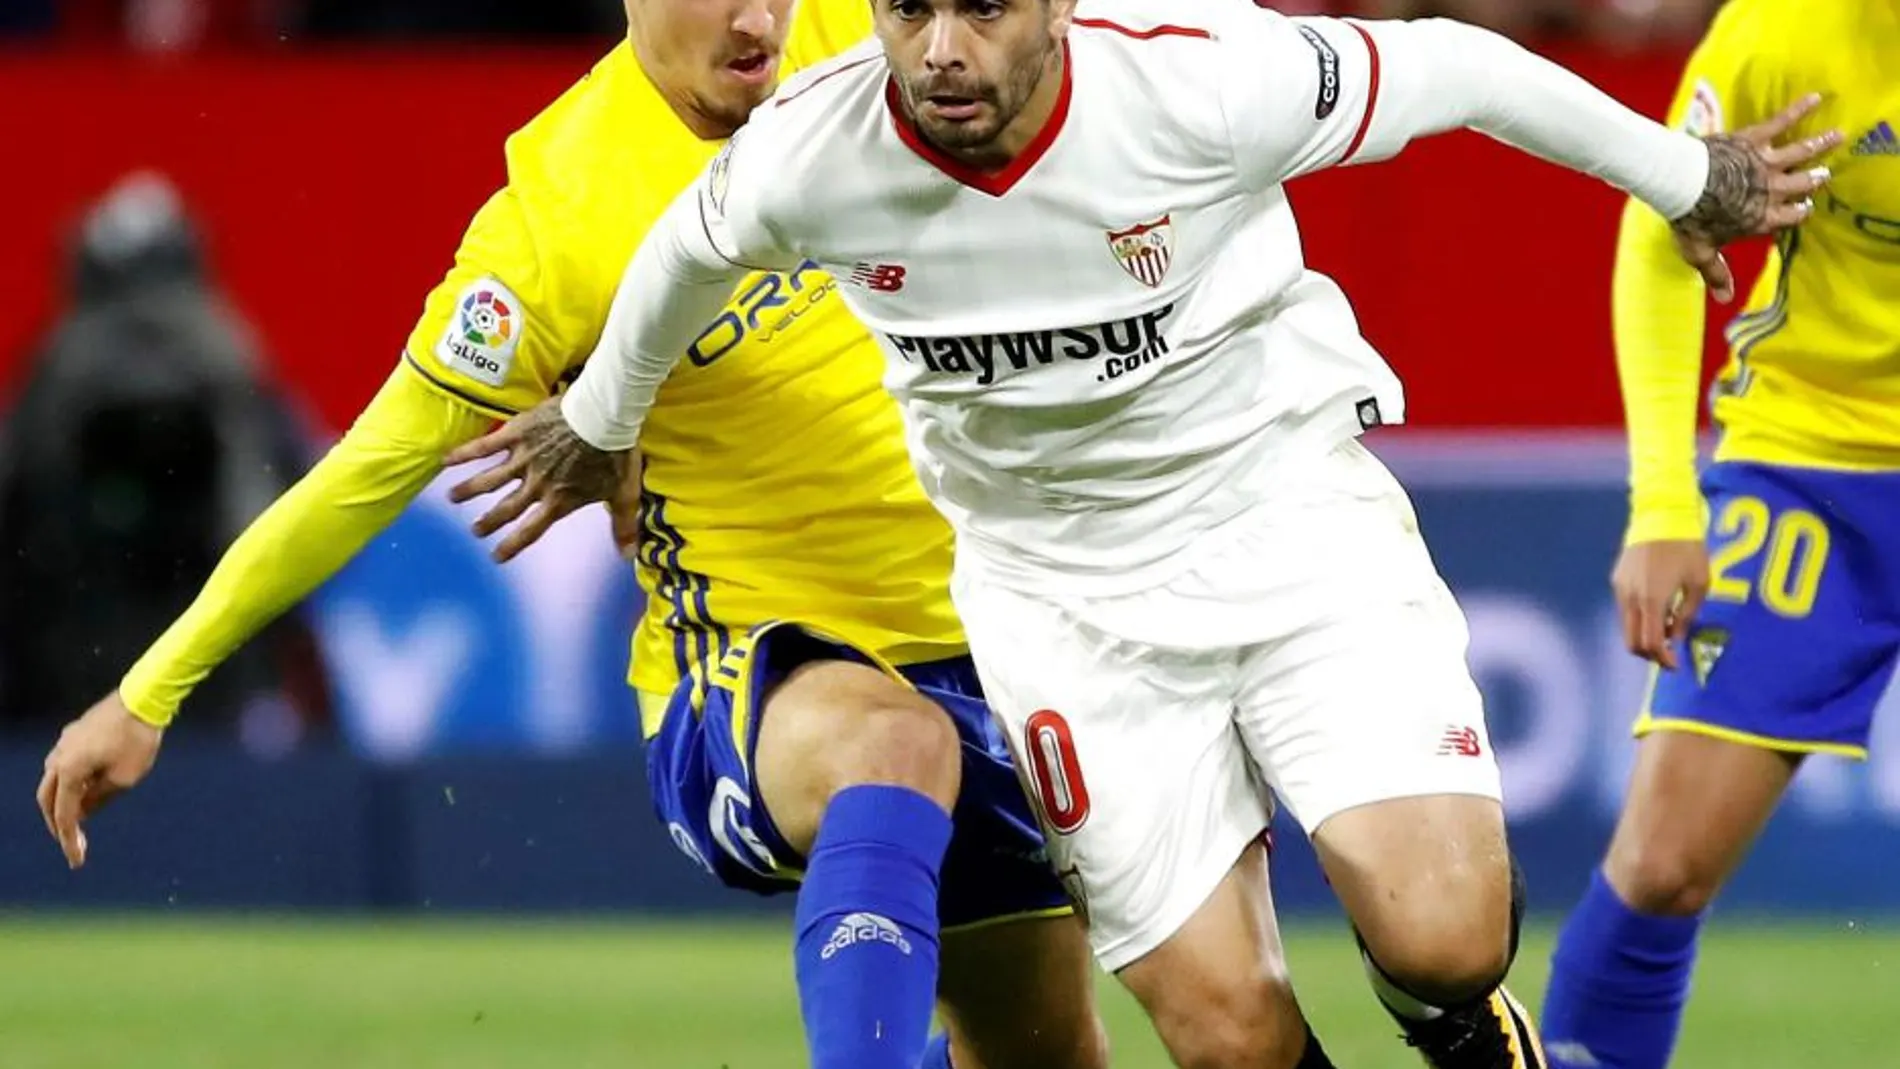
xmin=1340 ymin=22 xmax=1381 ymax=163
xmin=1071 ymin=17 xmax=1212 ymax=41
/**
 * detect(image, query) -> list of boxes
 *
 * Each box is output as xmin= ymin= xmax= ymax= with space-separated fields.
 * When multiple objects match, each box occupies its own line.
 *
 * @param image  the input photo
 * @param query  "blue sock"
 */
xmin=1542 ymin=869 xmax=1702 ymax=1069
xmin=793 ymin=784 xmax=952 ymax=1069
xmin=918 ymin=1033 xmax=953 ymax=1069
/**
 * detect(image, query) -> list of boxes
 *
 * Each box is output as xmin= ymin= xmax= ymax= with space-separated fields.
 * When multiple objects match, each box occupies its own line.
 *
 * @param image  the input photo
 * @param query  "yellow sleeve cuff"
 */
xmin=1624 ymin=499 xmax=1708 ymax=545
xmin=121 ymin=690 xmax=173 ymax=729
xmin=118 ymin=366 xmax=494 ymax=726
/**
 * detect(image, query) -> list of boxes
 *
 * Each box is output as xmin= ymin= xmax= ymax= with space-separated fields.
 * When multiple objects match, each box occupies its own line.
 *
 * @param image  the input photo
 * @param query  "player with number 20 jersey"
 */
xmin=1543 ymin=3 xmax=1900 ymax=1067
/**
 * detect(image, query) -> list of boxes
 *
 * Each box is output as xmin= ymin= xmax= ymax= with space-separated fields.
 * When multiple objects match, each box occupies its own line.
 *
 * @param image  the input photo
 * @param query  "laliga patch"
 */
xmin=1298 ymin=25 xmax=1341 ymax=120
xmin=436 ymin=277 xmax=522 ymax=388
xmin=1689 ymin=625 xmax=1729 ymax=687
xmin=1683 ymin=79 xmax=1724 ymax=137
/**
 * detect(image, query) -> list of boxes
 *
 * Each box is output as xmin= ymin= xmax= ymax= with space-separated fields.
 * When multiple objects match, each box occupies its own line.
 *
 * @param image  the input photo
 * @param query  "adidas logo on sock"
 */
xmin=820 ymin=912 xmax=912 ymax=960
xmin=1851 ymin=120 xmax=1899 ymax=156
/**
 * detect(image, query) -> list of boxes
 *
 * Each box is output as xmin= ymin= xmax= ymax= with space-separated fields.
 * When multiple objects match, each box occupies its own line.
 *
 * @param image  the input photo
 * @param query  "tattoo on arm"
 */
xmin=1674 ymin=135 xmax=1768 ymax=246
xmin=522 ymin=405 xmax=622 ymax=502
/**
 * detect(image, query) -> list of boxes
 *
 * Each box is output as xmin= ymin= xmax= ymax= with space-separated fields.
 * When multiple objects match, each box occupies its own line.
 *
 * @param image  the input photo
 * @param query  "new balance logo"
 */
xmin=1852 ymin=121 xmax=1899 ymax=156
xmin=1437 ymin=725 xmax=1482 ymax=757
xmin=820 ymin=912 xmax=912 ymax=960
xmin=848 ymin=262 xmax=907 ymax=292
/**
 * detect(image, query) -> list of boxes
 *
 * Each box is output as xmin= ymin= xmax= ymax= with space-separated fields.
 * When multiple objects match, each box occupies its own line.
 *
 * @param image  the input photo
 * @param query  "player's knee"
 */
xmin=757 ymin=664 xmax=963 ymax=851
xmin=1158 ymin=974 xmax=1307 ymax=1069
xmin=822 ymin=687 xmax=962 ymax=810
xmin=1372 ymin=930 xmax=1511 ymax=1009
xmin=1362 ymin=870 xmax=1514 ymax=1006
xmin=1605 ymin=836 xmax=1722 ymax=917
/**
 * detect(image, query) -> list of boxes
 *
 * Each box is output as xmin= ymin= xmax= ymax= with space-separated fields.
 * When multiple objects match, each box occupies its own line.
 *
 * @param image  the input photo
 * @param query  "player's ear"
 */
xmin=1045 ymin=0 xmax=1076 ymax=40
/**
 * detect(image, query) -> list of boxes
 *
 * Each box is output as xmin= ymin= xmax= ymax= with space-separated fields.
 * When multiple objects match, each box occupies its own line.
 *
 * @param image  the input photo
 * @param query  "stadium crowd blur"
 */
xmin=0 ymin=173 xmax=332 ymax=749
xmin=8 ymin=0 xmax=1725 ymax=47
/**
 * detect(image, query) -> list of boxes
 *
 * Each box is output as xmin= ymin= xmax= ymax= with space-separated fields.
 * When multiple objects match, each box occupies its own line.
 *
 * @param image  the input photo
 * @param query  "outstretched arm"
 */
xmin=38 ymin=368 xmax=492 ymax=867
xmin=120 ymin=369 xmax=491 ymax=725
xmin=1225 ymin=14 xmax=1837 ymax=294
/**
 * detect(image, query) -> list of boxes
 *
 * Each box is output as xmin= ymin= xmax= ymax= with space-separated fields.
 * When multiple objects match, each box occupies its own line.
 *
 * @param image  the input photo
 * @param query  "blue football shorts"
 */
xmin=643 ymin=620 xmax=1072 ymax=929
xmin=1641 ymin=461 xmax=1900 ymax=757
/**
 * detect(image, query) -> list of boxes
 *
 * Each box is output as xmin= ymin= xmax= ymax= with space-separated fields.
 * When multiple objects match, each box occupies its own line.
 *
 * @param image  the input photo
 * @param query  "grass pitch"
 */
xmin=1 ymin=916 xmax=1893 ymax=1067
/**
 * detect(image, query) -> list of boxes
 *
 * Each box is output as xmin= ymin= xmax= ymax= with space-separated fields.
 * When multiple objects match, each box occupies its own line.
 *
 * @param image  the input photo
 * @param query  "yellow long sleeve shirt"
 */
xmin=114 ymin=0 xmax=973 ymax=731
xmin=119 ymin=369 xmax=489 ymax=725
xmin=1616 ymin=0 xmax=1900 ymax=546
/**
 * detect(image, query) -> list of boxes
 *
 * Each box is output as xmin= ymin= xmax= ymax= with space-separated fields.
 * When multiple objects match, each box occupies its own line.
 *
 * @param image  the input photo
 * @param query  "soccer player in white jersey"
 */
xmin=449 ymin=1 xmax=1836 ymax=1066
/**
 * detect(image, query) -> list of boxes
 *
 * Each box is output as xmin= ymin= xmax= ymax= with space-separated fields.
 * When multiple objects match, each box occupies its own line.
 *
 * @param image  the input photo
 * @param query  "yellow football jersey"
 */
xmin=1670 ymin=0 xmax=1900 ymax=469
xmin=400 ymin=1 xmax=966 ymax=729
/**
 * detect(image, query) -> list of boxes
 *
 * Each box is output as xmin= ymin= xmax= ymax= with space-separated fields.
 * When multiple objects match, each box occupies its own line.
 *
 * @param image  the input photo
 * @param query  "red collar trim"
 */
xmin=884 ymin=39 xmax=1072 ymax=198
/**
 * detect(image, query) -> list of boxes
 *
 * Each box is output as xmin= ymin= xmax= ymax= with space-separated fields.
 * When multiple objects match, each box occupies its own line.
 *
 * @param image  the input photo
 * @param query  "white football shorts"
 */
xmin=952 ymin=438 xmax=1503 ymax=971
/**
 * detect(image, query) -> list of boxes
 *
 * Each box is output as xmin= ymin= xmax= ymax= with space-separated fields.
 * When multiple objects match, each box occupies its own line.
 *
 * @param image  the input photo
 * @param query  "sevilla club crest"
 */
xmin=1106 ymin=214 xmax=1173 ymax=288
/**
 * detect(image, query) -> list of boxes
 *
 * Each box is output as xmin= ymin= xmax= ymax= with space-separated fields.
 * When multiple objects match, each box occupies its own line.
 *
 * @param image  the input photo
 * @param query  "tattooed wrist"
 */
xmin=1676 ymin=136 xmax=1767 ymax=246
xmin=523 ymin=407 xmax=621 ymax=502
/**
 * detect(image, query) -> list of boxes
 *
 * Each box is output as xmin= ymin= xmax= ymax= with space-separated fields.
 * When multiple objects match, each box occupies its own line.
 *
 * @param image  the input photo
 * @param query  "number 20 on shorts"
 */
xmin=1707 ymin=495 xmax=1831 ymax=619
xmin=1024 ymin=710 xmax=1092 ymax=835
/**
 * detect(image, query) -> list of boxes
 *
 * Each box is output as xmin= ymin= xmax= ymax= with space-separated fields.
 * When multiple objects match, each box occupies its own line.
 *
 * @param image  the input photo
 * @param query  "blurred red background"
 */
xmin=4 ymin=43 xmax=1746 ymax=433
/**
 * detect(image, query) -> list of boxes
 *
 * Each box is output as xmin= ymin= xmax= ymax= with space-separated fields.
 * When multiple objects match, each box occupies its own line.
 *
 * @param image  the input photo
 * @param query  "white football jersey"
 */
xmin=710 ymin=1 xmax=1420 ymax=594
xmin=567 ymin=0 xmax=1708 ymax=596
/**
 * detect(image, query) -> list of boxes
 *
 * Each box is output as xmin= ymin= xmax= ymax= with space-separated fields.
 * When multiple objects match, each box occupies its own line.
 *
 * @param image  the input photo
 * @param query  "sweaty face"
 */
xmin=881 ymin=0 xmax=1064 ymax=156
xmin=629 ymin=0 xmax=794 ymax=138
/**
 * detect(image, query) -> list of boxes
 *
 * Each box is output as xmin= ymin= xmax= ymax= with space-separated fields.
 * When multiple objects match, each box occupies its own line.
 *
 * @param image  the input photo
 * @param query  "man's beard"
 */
xmin=904 ymin=77 xmax=1001 ymax=148
xmin=903 ymin=42 xmax=1051 ymax=153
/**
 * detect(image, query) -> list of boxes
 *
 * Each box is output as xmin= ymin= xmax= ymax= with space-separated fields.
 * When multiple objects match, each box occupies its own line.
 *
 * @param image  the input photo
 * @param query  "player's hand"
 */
xmin=1612 ymin=539 xmax=1710 ymax=671
xmin=444 ymin=396 xmax=636 ymax=562
xmin=1672 ymin=92 xmax=1842 ymax=303
xmin=36 ymin=692 xmax=164 ymax=869
xmin=607 ymin=448 xmax=646 ymax=565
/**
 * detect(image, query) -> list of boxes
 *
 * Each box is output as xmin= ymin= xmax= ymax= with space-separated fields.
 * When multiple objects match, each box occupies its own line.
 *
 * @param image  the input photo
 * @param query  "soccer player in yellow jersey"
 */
xmin=33 ymin=1 xmax=1115 ymax=1066
xmin=1542 ymin=2 xmax=1898 ymax=1067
